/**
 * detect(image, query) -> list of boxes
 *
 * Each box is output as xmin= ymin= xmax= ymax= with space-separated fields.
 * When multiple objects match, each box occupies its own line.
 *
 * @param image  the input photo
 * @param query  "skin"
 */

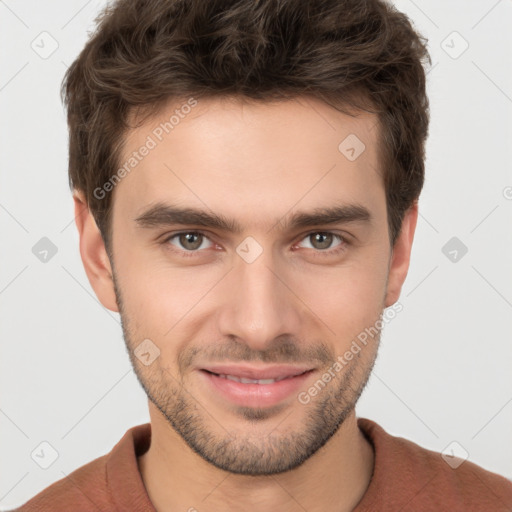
xmin=74 ymin=95 xmax=418 ymax=512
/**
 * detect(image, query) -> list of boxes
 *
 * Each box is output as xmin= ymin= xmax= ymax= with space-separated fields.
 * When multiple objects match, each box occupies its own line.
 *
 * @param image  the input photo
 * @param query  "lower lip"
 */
xmin=199 ymin=369 xmax=315 ymax=408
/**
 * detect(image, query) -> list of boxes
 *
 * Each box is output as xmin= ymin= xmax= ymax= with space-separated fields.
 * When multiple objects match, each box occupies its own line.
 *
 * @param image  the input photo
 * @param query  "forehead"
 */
xmin=113 ymin=96 xmax=385 ymax=229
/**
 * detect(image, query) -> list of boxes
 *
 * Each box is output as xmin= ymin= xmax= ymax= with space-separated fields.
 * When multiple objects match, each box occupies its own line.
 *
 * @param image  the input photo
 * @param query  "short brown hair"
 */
xmin=62 ymin=0 xmax=431 ymax=251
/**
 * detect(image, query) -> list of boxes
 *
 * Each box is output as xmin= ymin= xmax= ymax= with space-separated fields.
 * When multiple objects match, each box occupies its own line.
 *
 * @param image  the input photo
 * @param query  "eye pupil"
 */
xmin=311 ymin=232 xmax=333 ymax=250
xmin=180 ymin=232 xmax=202 ymax=250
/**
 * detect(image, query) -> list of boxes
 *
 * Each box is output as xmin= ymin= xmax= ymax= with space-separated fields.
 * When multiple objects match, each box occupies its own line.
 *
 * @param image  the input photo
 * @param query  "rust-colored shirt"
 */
xmin=12 ymin=418 xmax=512 ymax=511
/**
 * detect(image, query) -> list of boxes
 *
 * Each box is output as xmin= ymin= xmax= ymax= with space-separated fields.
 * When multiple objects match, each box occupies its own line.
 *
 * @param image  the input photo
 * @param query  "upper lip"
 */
xmin=200 ymin=364 xmax=314 ymax=380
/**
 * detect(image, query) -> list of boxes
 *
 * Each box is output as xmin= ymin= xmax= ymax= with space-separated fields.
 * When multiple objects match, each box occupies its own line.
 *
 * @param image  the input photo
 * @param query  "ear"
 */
xmin=73 ymin=190 xmax=119 ymax=312
xmin=384 ymin=201 xmax=419 ymax=308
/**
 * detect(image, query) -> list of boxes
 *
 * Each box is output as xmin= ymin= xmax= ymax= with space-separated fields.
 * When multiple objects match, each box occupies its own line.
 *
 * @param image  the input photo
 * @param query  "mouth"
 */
xmin=197 ymin=364 xmax=316 ymax=408
xmin=201 ymin=369 xmax=311 ymax=384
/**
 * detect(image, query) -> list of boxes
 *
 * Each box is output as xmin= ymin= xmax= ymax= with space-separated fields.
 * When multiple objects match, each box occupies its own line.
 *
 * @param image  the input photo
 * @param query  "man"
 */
xmin=14 ymin=0 xmax=512 ymax=510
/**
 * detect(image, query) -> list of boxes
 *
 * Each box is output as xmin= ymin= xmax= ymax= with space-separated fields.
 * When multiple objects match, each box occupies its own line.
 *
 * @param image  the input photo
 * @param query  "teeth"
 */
xmin=217 ymin=373 xmax=292 ymax=384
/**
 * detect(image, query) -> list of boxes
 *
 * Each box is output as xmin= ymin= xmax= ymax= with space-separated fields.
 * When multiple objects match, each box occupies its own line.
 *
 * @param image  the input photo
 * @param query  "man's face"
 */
xmin=105 ymin=96 xmax=399 ymax=475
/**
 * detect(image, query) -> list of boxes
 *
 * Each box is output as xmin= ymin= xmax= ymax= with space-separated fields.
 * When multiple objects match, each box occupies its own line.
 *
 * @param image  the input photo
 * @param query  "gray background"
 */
xmin=1 ymin=0 xmax=511 ymax=508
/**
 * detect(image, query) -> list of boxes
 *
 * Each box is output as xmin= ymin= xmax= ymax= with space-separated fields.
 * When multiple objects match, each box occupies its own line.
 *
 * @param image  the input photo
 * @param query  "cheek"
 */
xmin=124 ymin=269 xmax=210 ymax=322
xmin=114 ymin=247 xmax=220 ymax=347
xmin=302 ymin=256 xmax=388 ymax=340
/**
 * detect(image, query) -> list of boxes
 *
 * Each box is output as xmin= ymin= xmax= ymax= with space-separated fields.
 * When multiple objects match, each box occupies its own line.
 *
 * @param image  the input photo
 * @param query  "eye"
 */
xmin=296 ymin=231 xmax=348 ymax=255
xmin=165 ymin=231 xmax=213 ymax=253
xmin=161 ymin=230 xmax=349 ymax=259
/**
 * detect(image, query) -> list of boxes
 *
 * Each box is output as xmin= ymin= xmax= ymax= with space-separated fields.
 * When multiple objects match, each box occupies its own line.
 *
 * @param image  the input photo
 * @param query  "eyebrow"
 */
xmin=134 ymin=201 xmax=373 ymax=234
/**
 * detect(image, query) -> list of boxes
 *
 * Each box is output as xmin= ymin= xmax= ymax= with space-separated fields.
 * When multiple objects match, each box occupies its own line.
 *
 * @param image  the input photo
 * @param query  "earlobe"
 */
xmin=73 ymin=190 xmax=119 ymax=312
xmin=384 ymin=201 xmax=419 ymax=308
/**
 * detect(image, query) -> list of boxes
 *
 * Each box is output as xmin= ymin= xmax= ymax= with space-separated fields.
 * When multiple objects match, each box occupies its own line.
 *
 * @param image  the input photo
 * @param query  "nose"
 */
xmin=216 ymin=244 xmax=303 ymax=353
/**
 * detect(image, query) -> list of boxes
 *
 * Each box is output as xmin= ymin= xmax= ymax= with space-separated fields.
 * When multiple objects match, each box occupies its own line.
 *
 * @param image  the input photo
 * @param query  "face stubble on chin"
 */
xmin=111 ymin=270 xmax=383 ymax=477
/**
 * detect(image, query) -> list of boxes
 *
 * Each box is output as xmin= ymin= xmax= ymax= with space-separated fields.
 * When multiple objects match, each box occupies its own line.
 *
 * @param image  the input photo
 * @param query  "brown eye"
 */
xmin=295 ymin=231 xmax=349 ymax=258
xmin=167 ymin=232 xmax=212 ymax=252
xmin=309 ymin=232 xmax=334 ymax=250
xmin=301 ymin=232 xmax=342 ymax=250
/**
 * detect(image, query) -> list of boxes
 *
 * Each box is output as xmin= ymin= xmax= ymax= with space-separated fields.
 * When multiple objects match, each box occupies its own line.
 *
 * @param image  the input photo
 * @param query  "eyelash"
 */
xmin=161 ymin=230 xmax=350 ymax=259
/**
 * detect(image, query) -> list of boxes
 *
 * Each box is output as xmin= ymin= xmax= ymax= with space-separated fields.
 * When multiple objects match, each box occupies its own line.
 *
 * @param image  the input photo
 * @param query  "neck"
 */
xmin=138 ymin=405 xmax=374 ymax=512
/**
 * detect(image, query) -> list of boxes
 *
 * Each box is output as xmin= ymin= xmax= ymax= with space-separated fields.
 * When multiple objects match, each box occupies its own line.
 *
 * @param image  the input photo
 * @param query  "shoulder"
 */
xmin=10 ymin=423 xmax=152 ymax=512
xmin=357 ymin=417 xmax=512 ymax=511
xmin=9 ymin=454 xmax=113 ymax=512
